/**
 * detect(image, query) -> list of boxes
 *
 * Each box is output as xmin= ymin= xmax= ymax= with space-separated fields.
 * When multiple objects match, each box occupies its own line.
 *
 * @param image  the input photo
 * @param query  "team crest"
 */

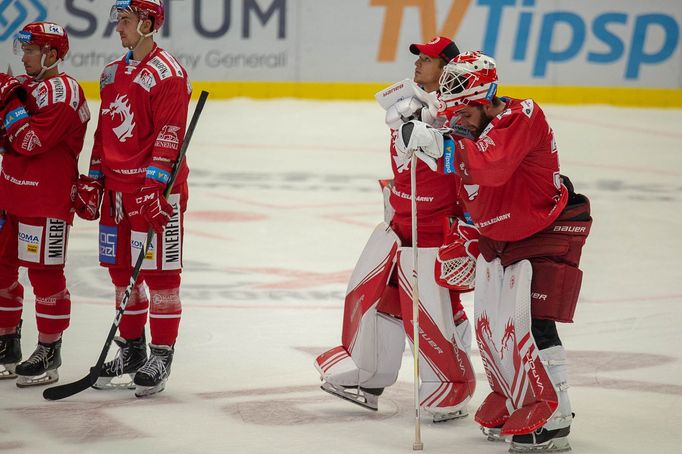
xmin=103 ymin=94 xmax=136 ymax=142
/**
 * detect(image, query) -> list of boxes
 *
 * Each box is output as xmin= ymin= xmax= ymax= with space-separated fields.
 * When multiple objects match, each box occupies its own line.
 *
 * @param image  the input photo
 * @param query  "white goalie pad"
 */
xmin=474 ymin=257 xmax=559 ymax=435
xmin=375 ymin=78 xmax=439 ymax=113
xmin=397 ymin=247 xmax=476 ymax=416
xmin=315 ymin=222 xmax=405 ymax=389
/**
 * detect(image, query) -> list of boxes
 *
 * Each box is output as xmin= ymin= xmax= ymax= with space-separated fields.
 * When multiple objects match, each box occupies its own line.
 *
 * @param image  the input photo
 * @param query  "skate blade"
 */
xmin=509 ymin=437 xmax=571 ymax=453
xmin=320 ymin=382 xmax=378 ymax=411
xmin=0 ymin=363 xmax=19 ymax=379
xmin=134 ymin=379 xmax=167 ymax=398
xmin=481 ymin=426 xmax=506 ymax=442
xmin=16 ymin=369 xmax=58 ymax=388
xmin=432 ymin=409 xmax=468 ymax=423
xmin=92 ymin=374 xmax=136 ymax=390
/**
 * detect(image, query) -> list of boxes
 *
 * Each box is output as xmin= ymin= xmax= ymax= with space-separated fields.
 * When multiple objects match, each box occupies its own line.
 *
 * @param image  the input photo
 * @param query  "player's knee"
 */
xmin=27 ymin=268 xmax=66 ymax=296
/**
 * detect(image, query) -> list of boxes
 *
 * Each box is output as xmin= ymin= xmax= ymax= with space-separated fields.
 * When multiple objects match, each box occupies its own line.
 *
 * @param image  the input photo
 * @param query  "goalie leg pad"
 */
xmin=397 ymin=247 xmax=476 ymax=418
xmin=500 ymin=260 xmax=559 ymax=436
xmin=315 ymin=223 xmax=405 ymax=393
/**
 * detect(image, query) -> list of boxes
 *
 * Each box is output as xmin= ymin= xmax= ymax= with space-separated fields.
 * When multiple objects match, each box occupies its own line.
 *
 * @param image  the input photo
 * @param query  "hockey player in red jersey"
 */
xmin=396 ymin=51 xmax=592 ymax=451
xmin=315 ymin=37 xmax=479 ymax=423
xmin=75 ymin=0 xmax=191 ymax=398
xmin=0 ymin=22 xmax=90 ymax=386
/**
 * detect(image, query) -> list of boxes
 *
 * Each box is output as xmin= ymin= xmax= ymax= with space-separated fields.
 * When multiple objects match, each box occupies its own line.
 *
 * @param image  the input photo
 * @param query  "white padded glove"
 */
xmin=385 ymin=97 xmax=425 ymax=129
xmin=395 ymin=120 xmax=444 ymax=171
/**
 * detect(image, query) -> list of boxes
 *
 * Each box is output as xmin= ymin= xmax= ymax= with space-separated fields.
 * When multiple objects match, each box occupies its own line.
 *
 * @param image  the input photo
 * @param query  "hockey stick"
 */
xmin=43 ymin=90 xmax=209 ymax=401
xmin=410 ymin=154 xmax=423 ymax=451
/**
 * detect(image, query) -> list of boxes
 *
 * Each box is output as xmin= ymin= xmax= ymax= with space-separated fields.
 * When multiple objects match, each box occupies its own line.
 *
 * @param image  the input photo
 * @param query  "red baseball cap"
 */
xmin=409 ymin=36 xmax=460 ymax=63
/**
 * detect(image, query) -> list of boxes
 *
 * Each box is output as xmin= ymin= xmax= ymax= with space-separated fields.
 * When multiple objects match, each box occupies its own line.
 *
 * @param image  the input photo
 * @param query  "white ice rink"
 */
xmin=1 ymin=99 xmax=681 ymax=453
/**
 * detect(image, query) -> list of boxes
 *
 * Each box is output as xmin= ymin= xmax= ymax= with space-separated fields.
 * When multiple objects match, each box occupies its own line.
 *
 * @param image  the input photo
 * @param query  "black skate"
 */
xmin=15 ymin=339 xmax=61 ymax=387
xmin=0 ymin=324 xmax=22 ymax=379
xmin=93 ymin=335 xmax=147 ymax=390
xmin=509 ymin=426 xmax=572 ymax=453
xmin=133 ymin=344 xmax=174 ymax=397
xmin=320 ymin=382 xmax=381 ymax=411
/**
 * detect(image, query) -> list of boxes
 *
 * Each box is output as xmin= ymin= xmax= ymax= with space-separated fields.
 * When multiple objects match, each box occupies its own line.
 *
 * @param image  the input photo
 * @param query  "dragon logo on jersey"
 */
xmin=103 ymin=94 xmax=136 ymax=142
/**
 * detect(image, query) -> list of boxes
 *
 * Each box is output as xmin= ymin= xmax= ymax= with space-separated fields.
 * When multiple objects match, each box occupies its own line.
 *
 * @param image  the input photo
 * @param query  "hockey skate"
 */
xmin=0 ymin=323 xmax=21 ymax=379
xmin=93 ymin=335 xmax=148 ymax=390
xmin=480 ymin=425 xmax=505 ymax=442
xmin=320 ymin=381 xmax=381 ymax=411
xmin=15 ymin=339 xmax=61 ymax=387
xmin=509 ymin=427 xmax=571 ymax=453
xmin=133 ymin=344 xmax=174 ymax=397
xmin=431 ymin=408 xmax=468 ymax=423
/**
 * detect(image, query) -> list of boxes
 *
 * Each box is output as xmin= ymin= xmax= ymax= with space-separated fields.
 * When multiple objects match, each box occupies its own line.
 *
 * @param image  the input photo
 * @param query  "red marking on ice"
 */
xmin=187 ymin=210 xmax=267 ymax=222
xmin=563 ymin=159 xmax=682 ymax=177
xmin=320 ymin=213 xmax=376 ymax=228
xmin=225 ymin=267 xmax=351 ymax=289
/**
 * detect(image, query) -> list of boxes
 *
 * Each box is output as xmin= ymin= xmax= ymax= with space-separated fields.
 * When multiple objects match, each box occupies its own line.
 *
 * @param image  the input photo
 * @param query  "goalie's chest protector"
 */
xmin=97 ymin=45 xmax=189 ymax=190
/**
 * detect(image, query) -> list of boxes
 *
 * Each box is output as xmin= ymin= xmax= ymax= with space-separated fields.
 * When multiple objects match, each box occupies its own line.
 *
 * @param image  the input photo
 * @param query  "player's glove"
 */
xmin=395 ymin=120 xmax=444 ymax=171
xmin=74 ymin=175 xmax=104 ymax=221
xmin=0 ymin=74 xmax=25 ymax=110
xmin=435 ymin=220 xmax=480 ymax=292
xmin=136 ymin=184 xmax=173 ymax=234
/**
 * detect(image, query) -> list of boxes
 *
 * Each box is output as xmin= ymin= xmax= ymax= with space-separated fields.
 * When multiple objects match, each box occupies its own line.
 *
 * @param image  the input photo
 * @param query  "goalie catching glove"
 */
xmin=435 ymin=219 xmax=480 ymax=291
xmin=385 ymin=97 xmax=441 ymax=130
xmin=395 ymin=120 xmax=444 ymax=171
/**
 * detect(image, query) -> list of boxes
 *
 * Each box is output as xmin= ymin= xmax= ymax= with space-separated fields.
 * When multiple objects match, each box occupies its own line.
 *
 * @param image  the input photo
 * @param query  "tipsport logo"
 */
xmin=0 ymin=0 xmax=47 ymax=41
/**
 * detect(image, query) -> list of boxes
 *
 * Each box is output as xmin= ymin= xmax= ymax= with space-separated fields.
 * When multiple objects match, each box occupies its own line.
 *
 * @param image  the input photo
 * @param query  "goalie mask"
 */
xmin=13 ymin=22 xmax=69 ymax=80
xmin=438 ymin=51 xmax=498 ymax=119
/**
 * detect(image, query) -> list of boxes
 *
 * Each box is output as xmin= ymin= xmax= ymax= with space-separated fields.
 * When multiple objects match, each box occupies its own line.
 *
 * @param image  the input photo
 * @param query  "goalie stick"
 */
xmin=43 ymin=90 xmax=209 ymax=401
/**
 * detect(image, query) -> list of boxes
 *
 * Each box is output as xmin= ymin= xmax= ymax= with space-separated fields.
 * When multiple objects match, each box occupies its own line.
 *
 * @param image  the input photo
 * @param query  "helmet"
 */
xmin=438 ymin=51 xmax=498 ymax=116
xmin=110 ymin=0 xmax=165 ymax=32
xmin=13 ymin=22 xmax=70 ymax=59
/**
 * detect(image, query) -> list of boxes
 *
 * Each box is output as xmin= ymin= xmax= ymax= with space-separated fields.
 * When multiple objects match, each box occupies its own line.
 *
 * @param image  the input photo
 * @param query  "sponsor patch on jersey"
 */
xmin=131 ymin=231 xmax=158 ymax=270
xmin=99 ymin=224 xmax=118 ymax=265
xmin=521 ymin=99 xmax=534 ymax=118
xmin=67 ymin=78 xmax=80 ymax=110
xmin=148 ymin=57 xmax=171 ymax=80
xmin=50 ymin=78 xmax=66 ymax=104
xmin=476 ymin=136 xmax=496 ymax=153
xmin=21 ymin=130 xmax=42 ymax=152
xmin=160 ymin=50 xmax=184 ymax=77
xmin=44 ymin=218 xmax=68 ymax=265
xmin=78 ymin=103 xmax=91 ymax=123
xmin=134 ymin=68 xmax=157 ymax=92
xmin=18 ymin=223 xmax=43 ymax=264
xmin=443 ymin=137 xmax=456 ymax=174
xmin=155 ymin=125 xmax=181 ymax=150
xmin=463 ymin=184 xmax=479 ymax=201
xmin=100 ymin=65 xmax=116 ymax=90
xmin=479 ymin=122 xmax=494 ymax=138
xmin=32 ymin=82 xmax=49 ymax=109
xmin=162 ymin=193 xmax=182 ymax=270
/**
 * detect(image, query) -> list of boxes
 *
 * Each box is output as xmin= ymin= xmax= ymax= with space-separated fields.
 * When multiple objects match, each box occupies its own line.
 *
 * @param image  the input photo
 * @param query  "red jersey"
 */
xmin=389 ymin=129 xmax=463 ymax=246
xmin=90 ymin=44 xmax=191 ymax=193
xmin=0 ymin=73 xmax=89 ymax=222
xmin=453 ymin=97 xmax=568 ymax=242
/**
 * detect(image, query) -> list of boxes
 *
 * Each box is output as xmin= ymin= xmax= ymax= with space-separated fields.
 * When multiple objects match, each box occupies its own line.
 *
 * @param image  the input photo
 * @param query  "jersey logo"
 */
xmin=155 ymin=125 xmax=181 ymax=150
xmin=32 ymin=82 xmax=49 ymax=109
xmin=521 ymin=99 xmax=534 ymax=118
xmin=463 ymin=184 xmax=479 ymax=201
xmin=134 ymin=68 xmax=156 ymax=92
xmin=103 ymin=94 xmax=136 ymax=142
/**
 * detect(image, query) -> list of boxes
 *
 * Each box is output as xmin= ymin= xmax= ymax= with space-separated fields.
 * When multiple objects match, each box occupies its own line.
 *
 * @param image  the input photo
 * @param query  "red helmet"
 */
xmin=111 ymin=0 xmax=165 ymax=32
xmin=438 ymin=51 xmax=498 ymax=117
xmin=13 ymin=22 xmax=70 ymax=59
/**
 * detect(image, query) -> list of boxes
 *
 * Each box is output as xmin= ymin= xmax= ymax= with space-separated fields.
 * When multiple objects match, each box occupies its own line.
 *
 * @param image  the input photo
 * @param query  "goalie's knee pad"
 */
xmin=315 ymin=223 xmax=405 ymax=390
xmin=397 ymin=247 xmax=476 ymax=416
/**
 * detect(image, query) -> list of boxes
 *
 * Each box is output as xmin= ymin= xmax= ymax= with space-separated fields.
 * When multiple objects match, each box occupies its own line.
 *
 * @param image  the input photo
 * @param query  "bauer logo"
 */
xmin=0 ymin=0 xmax=47 ymax=42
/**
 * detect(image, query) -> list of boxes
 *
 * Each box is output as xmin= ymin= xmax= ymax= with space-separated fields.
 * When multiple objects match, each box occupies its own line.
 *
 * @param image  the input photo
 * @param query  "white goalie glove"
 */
xmin=395 ymin=120 xmax=444 ymax=171
xmin=385 ymin=97 xmax=442 ymax=130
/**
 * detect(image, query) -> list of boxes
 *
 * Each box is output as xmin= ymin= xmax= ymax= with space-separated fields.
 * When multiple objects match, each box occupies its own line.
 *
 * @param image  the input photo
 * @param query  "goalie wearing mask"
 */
xmin=397 ymin=51 xmax=592 ymax=452
xmin=315 ymin=37 xmax=480 ymax=424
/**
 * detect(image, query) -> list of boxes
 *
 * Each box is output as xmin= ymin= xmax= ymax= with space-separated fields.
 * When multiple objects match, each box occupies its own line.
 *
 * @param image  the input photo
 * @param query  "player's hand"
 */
xmin=395 ymin=120 xmax=444 ymax=171
xmin=136 ymin=185 xmax=173 ymax=234
xmin=74 ymin=175 xmax=104 ymax=221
